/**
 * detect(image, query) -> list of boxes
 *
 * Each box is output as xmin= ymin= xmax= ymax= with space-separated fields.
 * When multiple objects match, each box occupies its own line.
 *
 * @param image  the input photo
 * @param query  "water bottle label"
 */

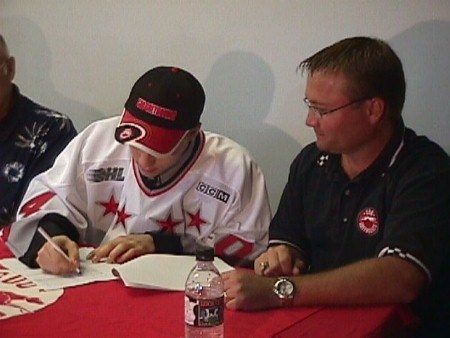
xmin=185 ymin=295 xmax=224 ymax=327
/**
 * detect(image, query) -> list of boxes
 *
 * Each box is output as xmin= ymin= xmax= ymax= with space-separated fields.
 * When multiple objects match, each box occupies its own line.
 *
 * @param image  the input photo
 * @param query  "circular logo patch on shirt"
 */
xmin=0 ymin=268 xmax=63 ymax=320
xmin=357 ymin=207 xmax=380 ymax=236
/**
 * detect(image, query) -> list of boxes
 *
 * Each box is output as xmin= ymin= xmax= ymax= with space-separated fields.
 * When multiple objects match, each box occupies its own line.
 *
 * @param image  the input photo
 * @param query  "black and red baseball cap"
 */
xmin=115 ymin=66 xmax=205 ymax=157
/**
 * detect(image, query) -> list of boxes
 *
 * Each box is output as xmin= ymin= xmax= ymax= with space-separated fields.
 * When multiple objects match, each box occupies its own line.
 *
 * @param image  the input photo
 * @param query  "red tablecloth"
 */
xmin=0 ymin=239 xmax=419 ymax=337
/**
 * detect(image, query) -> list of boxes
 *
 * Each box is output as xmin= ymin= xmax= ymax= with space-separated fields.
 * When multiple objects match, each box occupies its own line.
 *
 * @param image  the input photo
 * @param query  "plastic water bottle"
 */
xmin=185 ymin=246 xmax=224 ymax=338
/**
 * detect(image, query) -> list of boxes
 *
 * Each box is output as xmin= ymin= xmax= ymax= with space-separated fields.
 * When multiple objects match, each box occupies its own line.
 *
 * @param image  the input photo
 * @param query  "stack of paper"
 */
xmin=113 ymin=254 xmax=234 ymax=291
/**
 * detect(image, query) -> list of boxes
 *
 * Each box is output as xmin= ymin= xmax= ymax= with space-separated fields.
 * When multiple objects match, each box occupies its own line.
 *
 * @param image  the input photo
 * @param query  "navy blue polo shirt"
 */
xmin=269 ymin=119 xmax=450 ymax=333
xmin=0 ymin=85 xmax=77 ymax=226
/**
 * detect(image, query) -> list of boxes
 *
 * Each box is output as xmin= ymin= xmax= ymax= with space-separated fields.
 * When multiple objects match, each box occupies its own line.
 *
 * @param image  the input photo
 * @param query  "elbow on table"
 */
xmin=395 ymin=268 xmax=427 ymax=304
xmin=397 ymin=284 xmax=422 ymax=304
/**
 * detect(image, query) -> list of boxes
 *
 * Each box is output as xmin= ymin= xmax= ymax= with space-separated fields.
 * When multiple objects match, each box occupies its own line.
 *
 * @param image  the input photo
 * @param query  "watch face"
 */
xmin=274 ymin=278 xmax=295 ymax=299
xmin=279 ymin=280 xmax=294 ymax=295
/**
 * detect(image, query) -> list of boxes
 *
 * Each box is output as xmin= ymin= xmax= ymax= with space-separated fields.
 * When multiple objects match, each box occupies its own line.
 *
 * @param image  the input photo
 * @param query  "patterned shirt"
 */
xmin=0 ymin=85 xmax=77 ymax=227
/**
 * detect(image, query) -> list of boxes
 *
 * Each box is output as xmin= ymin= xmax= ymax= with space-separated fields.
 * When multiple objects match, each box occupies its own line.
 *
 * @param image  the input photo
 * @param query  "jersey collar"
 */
xmin=138 ymin=131 xmax=204 ymax=193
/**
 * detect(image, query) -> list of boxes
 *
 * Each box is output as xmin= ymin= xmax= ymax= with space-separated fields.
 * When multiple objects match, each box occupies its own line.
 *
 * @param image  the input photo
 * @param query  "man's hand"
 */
xmin=223 ymin=269 xmax=278 ymax=311
xmin=36 ymin=235 xmax=80 ymax=275
xmin=254 ymin=244 xmax=306 ymax=276
xmin=88 ymin=234 xmax=156 ymax=264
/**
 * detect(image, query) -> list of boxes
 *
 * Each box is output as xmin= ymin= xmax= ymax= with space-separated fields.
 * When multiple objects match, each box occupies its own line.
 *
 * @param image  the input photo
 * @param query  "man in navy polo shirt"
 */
xmin=0 ymin=34 xmax=77 ymax=228
xmin=223 ymin=36 xmax=450 ymax=337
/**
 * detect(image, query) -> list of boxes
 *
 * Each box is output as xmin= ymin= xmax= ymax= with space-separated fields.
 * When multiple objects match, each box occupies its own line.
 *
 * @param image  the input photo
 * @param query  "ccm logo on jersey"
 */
xmin=87 ymin=167 xmax=126 ymax=182
xmin=196 ymin=181 xmax=230 ymax=204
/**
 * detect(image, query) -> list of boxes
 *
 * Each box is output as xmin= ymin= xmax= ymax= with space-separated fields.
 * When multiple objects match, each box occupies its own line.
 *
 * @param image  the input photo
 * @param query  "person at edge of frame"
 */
xmin=223 ymin=36 xmax=450 ymax=338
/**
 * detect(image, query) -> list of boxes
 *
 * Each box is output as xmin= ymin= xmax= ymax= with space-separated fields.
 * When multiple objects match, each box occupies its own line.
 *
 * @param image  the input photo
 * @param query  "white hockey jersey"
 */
xmin=5 ymin=117 xmax=271 ymax=265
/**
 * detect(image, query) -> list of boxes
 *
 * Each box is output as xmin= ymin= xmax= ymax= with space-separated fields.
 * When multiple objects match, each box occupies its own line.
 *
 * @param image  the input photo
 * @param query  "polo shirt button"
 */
xmin=343 ymin=217 xmax=348 ymax=223
xmin=344 ymin=189 xmax=350 ymax=196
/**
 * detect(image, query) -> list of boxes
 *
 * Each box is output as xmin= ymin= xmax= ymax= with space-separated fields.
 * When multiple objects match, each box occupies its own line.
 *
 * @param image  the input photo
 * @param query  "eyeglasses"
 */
xmin=303 ymin=97 xmax=370 ymax=118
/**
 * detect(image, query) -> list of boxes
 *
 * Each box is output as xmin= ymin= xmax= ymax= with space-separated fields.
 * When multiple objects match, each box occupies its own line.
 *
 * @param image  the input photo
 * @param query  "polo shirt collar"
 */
xmin=322 ymin=119 xmax=405 ymax=182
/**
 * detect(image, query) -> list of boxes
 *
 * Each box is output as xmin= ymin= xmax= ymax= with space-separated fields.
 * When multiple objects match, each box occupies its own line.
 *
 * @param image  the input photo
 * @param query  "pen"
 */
xmin=37 ymin=227 xmax=81 ymax=275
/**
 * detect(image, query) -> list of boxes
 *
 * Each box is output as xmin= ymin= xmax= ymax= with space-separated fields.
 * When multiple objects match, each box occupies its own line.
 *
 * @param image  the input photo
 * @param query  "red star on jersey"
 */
xmin=97 ymin=195 xmax=119 ymax=216
xmin=156 ymin=213 xmax=183 ymax=233
xmin=187 ymin=209 xmax=208 ymax=233
xmin=97 ymin=195 xmax=132 ymax=227
xmin=116 ymin=207 xmax=132 ymax=226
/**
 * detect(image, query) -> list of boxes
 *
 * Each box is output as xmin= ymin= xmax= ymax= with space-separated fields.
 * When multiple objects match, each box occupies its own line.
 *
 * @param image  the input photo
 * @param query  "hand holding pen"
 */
xmin=36 ymin=227 xmax=81 ymax=275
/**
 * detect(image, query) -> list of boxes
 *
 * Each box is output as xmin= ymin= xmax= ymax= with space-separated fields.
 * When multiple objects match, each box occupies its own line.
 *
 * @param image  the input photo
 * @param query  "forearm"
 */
xmin=292 ymin=256 xmax=426 ymax=306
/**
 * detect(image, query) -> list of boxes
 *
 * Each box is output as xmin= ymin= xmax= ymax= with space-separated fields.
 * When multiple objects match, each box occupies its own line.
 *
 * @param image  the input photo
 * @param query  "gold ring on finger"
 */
xmin=259 ymin=261 xmax=269 ymax=272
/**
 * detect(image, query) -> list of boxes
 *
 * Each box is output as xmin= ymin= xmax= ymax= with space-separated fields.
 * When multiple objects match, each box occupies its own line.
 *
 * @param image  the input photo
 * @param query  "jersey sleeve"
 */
xmin=212 ymin=154 xmax=272 ymax=267
xmin=5 ymin=133 xmax=89 ymax=265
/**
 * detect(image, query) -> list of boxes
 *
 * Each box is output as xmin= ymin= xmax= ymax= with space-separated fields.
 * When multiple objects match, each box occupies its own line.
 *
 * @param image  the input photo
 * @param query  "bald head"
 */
xmin=0 ymin=34 xmax=15 ymax=120
xmin=0 ymin=34 xmax=10 ymax=59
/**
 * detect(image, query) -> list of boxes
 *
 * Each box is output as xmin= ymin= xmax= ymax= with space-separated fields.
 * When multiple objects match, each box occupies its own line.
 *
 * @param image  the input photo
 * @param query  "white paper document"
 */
xmin=0 ymin=248 xmax=119 ymax=290
xmin=113 ymin=254 xmax=234 ymax=291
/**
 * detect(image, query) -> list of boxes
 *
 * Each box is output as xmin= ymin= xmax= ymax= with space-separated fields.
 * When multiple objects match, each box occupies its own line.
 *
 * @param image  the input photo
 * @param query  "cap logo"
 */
xmin=120 ymin=128 xmax=132 ymax=140
xmin=357 ymin=207 xmax=380 ymax=236
xmin=136 ymin=97 xmax=177 ymax=121
xmin=115 ymin=124 xmax=146 ymax=143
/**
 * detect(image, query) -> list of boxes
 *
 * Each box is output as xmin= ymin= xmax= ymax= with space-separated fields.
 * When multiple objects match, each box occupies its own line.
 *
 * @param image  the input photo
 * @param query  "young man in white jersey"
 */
xmin=3 ymin=66 xmax=271 ymax=275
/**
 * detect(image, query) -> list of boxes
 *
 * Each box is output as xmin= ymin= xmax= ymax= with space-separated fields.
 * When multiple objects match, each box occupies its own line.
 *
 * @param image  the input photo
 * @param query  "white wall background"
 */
xmin=1 ymin=0 xmax=450 ymax=210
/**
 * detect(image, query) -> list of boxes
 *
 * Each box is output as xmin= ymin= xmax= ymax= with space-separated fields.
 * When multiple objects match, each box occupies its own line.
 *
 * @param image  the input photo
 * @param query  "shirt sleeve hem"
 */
xmin=378 ymin=246 xmax=432 ymax=283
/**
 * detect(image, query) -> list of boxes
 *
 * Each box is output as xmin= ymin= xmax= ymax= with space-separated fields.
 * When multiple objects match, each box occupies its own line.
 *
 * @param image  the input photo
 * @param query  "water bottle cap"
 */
xmin=195 ymin=245 xmax=214 ymax=261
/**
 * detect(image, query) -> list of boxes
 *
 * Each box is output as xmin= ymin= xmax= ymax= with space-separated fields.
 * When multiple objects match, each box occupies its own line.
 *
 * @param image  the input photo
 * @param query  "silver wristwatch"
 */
xmin=273 ymin=277 xmax=296 ymax=306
